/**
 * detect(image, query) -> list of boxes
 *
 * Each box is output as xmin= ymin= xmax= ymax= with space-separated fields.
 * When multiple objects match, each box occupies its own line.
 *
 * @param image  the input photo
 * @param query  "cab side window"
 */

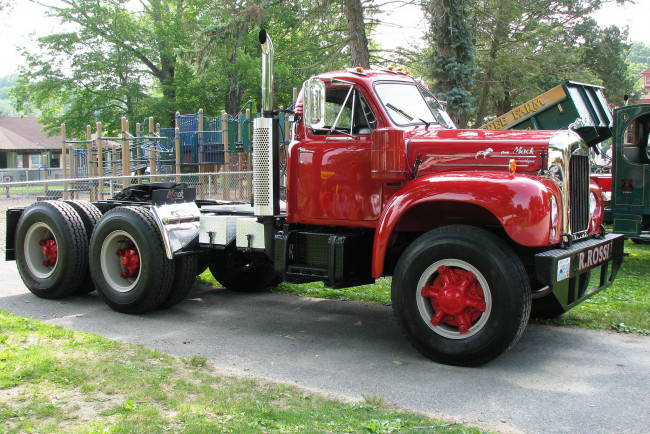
xmin=623 ymin=114 xmax=650 ymax=164
xmin=324 ymin=100 xmax=352 ymax=131
xmin=314 ymin=87 xmax=376 ymax=135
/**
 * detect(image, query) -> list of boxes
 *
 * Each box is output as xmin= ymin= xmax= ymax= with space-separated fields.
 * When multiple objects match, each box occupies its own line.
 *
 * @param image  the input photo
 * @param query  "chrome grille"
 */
xmin=569 ymin=154 xmax=589 ymax=234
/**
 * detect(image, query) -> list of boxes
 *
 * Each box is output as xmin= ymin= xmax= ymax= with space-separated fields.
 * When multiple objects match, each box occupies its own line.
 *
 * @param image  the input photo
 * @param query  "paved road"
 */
xmin=1 ymin=259 xmax=648 ymax=433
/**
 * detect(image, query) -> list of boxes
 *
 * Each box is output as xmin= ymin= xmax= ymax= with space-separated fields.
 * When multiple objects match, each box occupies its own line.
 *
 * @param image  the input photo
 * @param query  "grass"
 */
xmin=2 ymin=186 xmax=64 ymax=196
xmin=0 ymin=310 xmax=480 ymax=433
xmin=197 ymin=239 xmax=649 ymax=334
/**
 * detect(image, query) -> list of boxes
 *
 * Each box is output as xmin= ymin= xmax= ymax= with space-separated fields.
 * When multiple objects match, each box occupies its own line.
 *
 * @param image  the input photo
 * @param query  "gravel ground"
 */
xmin=0 ymin=196 xmax=42 ymax=253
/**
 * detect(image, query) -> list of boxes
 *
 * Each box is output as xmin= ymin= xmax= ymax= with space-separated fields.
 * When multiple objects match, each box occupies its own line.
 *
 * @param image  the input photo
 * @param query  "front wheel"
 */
xmin=208 ymin=251 xmax=276 ymax=292
xmin=391 ymin=225 xmax=531 ymax=366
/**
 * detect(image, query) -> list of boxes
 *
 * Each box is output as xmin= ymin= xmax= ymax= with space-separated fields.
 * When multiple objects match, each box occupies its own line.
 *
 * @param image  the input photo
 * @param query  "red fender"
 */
xmin=372 ymin=172 xmax=560 ymax=278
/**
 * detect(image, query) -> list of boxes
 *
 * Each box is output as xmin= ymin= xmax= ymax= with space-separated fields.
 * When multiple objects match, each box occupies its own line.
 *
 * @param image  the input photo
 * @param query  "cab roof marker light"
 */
xmin=347 ymin=66 xmax=367 ymax=76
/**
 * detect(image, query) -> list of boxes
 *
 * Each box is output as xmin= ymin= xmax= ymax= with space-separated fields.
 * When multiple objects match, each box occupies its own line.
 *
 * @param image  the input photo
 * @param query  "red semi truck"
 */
xmin=5 ymin=31 xmax=624 ymax=366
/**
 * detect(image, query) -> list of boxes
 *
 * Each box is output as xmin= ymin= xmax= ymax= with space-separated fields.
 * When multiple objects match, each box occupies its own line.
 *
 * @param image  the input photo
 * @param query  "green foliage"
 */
xmin=470 ymin=0 xmax=635 ymax=126
xmin=12 ymin=0 xmax=193 ymax=137
xmin=186 ymin=354 xmax=208 ymax=367
xmin=6 ymin=0 xmax=644 ymax=135
xmin=187 ymin=0 xmax=352 ymax=114
xmin=576 ymin=20 xmax=636 ymax=105
xmin=0 ymin=75 xmax=22 ymax=116
xmin=628 ymin=42 xmax=650 ymax=65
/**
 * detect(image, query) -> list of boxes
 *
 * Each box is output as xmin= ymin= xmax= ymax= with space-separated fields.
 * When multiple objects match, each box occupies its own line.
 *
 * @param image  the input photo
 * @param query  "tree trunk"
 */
xmin=342 ymin=0 xmax=370 ymax=68
xmin=473 ymin=1 xmax=508 ymax=126
xmin=225 ymin=22 xmax=250 ymax=115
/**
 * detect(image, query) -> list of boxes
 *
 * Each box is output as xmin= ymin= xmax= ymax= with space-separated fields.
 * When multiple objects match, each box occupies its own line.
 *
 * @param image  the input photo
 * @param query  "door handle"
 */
xmin=298 ymin=147 xmax=315 ymax=153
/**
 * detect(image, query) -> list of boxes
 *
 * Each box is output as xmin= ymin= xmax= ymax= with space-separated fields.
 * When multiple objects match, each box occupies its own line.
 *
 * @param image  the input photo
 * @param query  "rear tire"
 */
xmin=209 ymin=251 xmax=276 ymax=292
xmin=64 ymin=200 xmax=103 ymax=295
xmin=15 ymin=201 xmax=89 ymax=299
xmin=89 ymin=206 xmax=174 ymax=314
xmin=159 ymin=254 xmax=198 ymax=309
xmin=391 ymin=225 xmax=531 ymax=366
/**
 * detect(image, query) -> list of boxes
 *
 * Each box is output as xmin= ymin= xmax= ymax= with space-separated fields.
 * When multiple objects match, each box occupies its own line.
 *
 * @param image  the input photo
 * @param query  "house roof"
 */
xmin=642 ymin=68 xmax=650 ymax=75
xmin=0 ymin=116 xmax=60 ymax=151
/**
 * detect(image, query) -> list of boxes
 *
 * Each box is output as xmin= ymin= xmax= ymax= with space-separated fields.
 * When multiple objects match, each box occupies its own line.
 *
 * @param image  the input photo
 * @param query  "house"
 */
xmin=641 ymin=68 xmax=650 ymax=104
xmin=0 ymin=114 xmax=61 ymax=170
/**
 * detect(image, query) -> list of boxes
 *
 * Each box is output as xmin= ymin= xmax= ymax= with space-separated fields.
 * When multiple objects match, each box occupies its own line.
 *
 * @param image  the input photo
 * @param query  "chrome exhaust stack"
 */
xmin=253 ymin=29 xmax=279 ymax=231
xmin=259 ymin=29 xmax=274 ymax=116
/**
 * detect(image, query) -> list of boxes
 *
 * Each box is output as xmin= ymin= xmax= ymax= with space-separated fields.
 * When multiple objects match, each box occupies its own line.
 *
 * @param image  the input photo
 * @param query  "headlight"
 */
xmin=589 ymin=191 xmax=597 ymax=216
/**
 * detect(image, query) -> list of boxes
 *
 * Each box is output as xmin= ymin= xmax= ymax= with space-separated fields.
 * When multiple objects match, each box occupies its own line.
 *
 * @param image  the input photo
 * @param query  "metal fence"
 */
xmin=0 ymin=171 xmax=253 ymax=203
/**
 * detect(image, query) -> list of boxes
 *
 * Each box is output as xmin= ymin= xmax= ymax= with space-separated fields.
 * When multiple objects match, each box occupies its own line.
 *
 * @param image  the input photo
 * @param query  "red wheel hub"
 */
xmin=39 ymin=239 xmax=57 ymax=267
xmin=421 ymin=265 xmax=487 ymax=334
xmin=116 ymin=248 xmax=140 ymax=279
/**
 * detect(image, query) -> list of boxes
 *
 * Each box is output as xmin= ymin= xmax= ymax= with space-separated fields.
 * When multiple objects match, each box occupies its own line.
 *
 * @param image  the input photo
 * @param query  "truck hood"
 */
xmin=405 ymin=127 xmax=559 ymax=176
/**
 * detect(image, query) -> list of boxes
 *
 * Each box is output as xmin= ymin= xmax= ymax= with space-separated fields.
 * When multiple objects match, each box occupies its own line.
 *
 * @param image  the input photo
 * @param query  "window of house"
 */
xmin=29 ymin=154 xmax=42 ymax=168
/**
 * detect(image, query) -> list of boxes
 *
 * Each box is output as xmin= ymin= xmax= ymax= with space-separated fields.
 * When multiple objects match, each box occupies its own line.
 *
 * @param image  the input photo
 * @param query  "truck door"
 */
xmin=295 ymin=86 xmax=383 ymax=224
xmin=612 ymin=107 xmax=650 ymax=233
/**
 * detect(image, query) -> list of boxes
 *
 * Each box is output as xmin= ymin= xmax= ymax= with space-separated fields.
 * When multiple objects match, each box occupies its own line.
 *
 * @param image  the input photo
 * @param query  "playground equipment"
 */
xmin=57 ymin=106 xmax=276 ymax=201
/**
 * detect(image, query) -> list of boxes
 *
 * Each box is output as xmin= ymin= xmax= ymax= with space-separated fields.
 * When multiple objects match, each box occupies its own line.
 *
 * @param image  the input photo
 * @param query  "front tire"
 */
xmin=208 ymin=251 xmax=276 ymax=292
xmin=89 ymin=206 xmax=175 ymax=314
xmin=391 ymin=225 xmax=531 ymax=366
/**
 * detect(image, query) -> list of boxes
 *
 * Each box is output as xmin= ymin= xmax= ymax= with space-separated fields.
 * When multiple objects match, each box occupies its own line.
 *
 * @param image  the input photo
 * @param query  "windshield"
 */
xmin=374 ymin=82 xmax=456 ymax=129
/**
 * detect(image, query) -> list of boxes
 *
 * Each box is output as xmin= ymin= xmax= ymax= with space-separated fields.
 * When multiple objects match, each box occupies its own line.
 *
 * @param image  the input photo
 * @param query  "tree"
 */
xmin=470 ymin=0 xmax=617 ymax=126
xmin=628 ymin=42 xmax=650 ymax=66
xmin=423 ymin=0 xmax=476 ymax=127
xmin=577 ymin=21 xmax=635 ymax=105
xmin=13 ymin=0 xmax=194 ymax=136
xmin=188 ymin=0 xmax=361 ymax=114
xmin=343 ymin=0 xmax=371 ymax=68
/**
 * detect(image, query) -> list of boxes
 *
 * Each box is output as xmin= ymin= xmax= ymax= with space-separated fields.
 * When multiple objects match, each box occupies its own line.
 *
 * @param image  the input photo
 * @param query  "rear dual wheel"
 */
xmin=15 ymin=201 xmax=89 ymax=299
xmin=89 ymin=206 xmax=177 ymax=314
xmin=391 ymin=225 xmax=531 ymax=366
xmin=64 ymin=200 xmax=102 ymax=295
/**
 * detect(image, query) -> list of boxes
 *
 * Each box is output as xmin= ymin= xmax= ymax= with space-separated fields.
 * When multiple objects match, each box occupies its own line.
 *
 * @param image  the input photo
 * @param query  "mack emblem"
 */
xmin=167 ymin=189 xmax=184 ymax=200
xmin=514 ymin=147 xmax=535 ymax=155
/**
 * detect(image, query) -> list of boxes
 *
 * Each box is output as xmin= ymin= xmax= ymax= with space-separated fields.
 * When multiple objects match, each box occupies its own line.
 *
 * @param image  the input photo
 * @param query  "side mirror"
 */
xmin=303 ymin=78 xmax=326 ymax=129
